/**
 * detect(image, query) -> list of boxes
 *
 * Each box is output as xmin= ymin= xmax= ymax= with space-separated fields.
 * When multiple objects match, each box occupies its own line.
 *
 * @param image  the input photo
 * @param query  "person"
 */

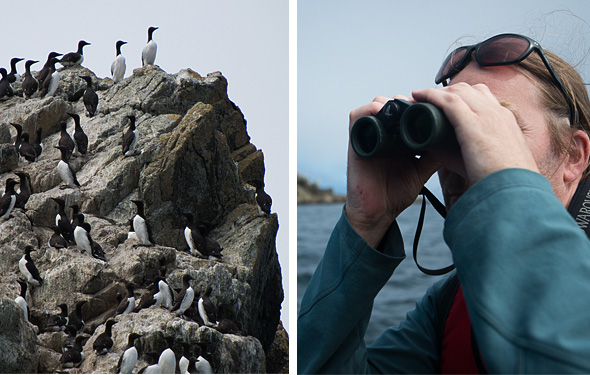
xmin=298 ymin=33 xmax=590 ymax=373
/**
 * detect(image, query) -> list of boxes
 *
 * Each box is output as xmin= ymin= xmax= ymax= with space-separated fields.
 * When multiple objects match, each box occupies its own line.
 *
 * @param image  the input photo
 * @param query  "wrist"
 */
xmin=344 ymin=204 xmax=394 ymax=249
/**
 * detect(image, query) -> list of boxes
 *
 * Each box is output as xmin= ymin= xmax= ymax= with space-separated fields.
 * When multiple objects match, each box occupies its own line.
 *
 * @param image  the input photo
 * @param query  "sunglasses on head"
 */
xmin=435 ymin=33 xmax=574 ymax=125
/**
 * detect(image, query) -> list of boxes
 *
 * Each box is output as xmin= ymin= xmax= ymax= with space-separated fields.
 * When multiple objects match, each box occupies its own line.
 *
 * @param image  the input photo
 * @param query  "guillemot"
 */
xmin=60 ymin=40 xmax=90 ymax=67
xmin=18 ymin=132 xmax=38 ymax=162
xmin=55 ymin=145 xmax=80 ymax=189
xmin=198 ymin=286 xmax=218 ymax=327
xmin=14 ymin=279 xmax=28 ymax=322
xmin=58 ymin=121 xmax=75 ymax=160
xmin=111 ymin=40 xmax=127 ymax=83
xmin=117 ymin=333 xmax=142 ymax=374
xmin=7 ymin=57 xmax=24 ymax=83
xmin=116 ymin=283 xmax=136 ymax=315
xmin=14 ymin=171 xmax=32 ymax=210
xmin=51 ymin=197 xmax=76 ymax=245
xmin=37 ymin=52 xmax=62 ymax=87
xmin=32 ymin=129 xmax=43 ymax=158
xmin=251 ymin=179 xmax=272 ymax=214
xmin=19 ymin=245 xmax=43 ymax=286
xmin=68 ymin=113 xmax=88 ymax=156
xmin=80 ymin=75 xmax=98 ymax=117
xmin=171 ymin=274 xmax=194 ymax=316
xmin=122 ymin=115 xmax=139 ymax=156
xmin=0 ymin=178 xmax=18 ymax=220
xmin=131 ymin=200 xmax=154 ymax=245
xmin=142 ymin=27 xmax=158 ymax=66
xmin=22 ymin=60 xmax=39 ymax=99
xmin=93 ymin=318 xmax=116 ymax=355
xmin=38 ymin=57 xmax=60 ymax=97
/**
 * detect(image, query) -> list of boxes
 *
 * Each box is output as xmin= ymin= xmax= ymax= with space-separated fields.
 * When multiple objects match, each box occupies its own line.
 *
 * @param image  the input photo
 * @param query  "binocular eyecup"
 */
xmin=350 ymin=99 xmax=457 ymax=158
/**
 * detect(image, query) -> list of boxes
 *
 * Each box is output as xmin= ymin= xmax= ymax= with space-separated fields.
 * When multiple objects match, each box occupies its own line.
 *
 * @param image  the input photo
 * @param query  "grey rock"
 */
xmin=0 ymin=299 xmax=40 ymax=373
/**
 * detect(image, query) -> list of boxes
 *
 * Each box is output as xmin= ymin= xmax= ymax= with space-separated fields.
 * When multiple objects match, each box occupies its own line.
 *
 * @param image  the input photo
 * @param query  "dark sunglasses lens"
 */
xmin=436 ymin=47 xmax=468 ymax=83
xmin=477 ymin=36 xmax=530 ymax=64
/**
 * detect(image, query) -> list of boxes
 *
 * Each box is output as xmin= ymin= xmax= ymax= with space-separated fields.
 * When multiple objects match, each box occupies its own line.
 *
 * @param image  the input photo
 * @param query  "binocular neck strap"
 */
xmin=413 ymin=187 xmax=455 ymax=276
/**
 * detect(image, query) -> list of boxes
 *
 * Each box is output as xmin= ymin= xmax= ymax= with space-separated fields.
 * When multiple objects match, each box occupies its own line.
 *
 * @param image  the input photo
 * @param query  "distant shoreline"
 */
xmin=297 ymin=174 xmax=346 ymax=205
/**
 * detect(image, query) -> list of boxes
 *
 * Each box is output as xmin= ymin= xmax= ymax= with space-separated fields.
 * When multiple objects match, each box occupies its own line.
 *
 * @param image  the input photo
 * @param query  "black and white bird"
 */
xmin=38 ymin=57 xmax=60 ymax=97
xmin=142 ymin=27 xmax=159 ymax=66
xmin=0 ymin=68 xmax=13 ymax=98
xmin=49 ymin=226 xmax=69 ymax=249
xmin=111 ymin=40 xmax=127 ymax=83
xmin=58 ymin=121 xmax=75 ymax=160
xmin=182 ymin=213 xmax=206 ymax=258
xmin=68 ymin=300 xmax=87 ymax=333
xmin=158 ymin=346 xmax=176 ymax=374
xmin=117 ymin=333 xmax=142 ymax=374
xmin=0 ymin=178 xmax=18 ymax=220
xmin=14 ymin=279 xmax=28 ymax=322
xmin=32 ymin=128 xmax=43 ymax=159
xmin=7 ymin=57 xmax=24 ymax=84
xmin=198 ymin=286 xmax=218 ymax=327
xmin=192 ymin=349 xmax=213 ymax=374
xmin=46 ymin=303 xmax=69 ymax=332
xmin=68 ymin=113 xmax=88 ymax=156
xmin=10 ymin=122 xmax=23 ymax=154
xmin=154 ymin=278 xmax=174 ymax=310
xmin=202 ymin=227 xmax=223 ymax=260
xmin=93 ymin=318 xmax=116 ymax=355
xmin=80 ymin=75 xmax=98 ymax=117
xmin=19 ymin=245 xmax=43 ymax=286
xmin=251 ymin=179 xmax=272 ymax=215
xmin=122 ymin=115 xmax=139 ymax=156
xmin=18 ymin=132 xmax=38 ymax=162
xmin=138 ymin=361 xmax=161 ymax=374
xmin=37 ymin=52 xmax=62 ymax=88
xmin=22 ymin=60 xmax=39 ymax=99
xmin=171 ymin=274 xmax=194 ymax=316
xmin=14 ymin=171 xmax=32 ymax=210
xmin=52 ymin=197 xmax=76 ymax=244
xmin=116 ymin=283 xmax=136 ymax=315
xmin=55 ymin=145 xmax=80 ymax=189
xmin=73 ymin=214 xmax=92 ymax=253
xmin=61 ymin=335 xmax=87 ymax=368
xmin=60 ymin=40 xmax=90 ymax=67
xmin=131 ymin=200 xmax=154 ymax=246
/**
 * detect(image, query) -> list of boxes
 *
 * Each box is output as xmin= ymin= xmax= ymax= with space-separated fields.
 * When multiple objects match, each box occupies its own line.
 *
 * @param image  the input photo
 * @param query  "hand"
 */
xmin=412 ymin=83 xmax=540 ymax=185
xmin=346 ymin=96 xmax=441 ymax=248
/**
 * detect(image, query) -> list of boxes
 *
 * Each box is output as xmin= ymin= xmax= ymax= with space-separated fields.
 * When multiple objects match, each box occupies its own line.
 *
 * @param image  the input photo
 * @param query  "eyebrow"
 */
xmin=498 ymin=99 xmax=524 ymax=126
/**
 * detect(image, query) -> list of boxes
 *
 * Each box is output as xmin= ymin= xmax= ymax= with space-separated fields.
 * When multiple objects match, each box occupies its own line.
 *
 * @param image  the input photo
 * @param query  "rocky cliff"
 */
xmin=0 ymin=65 xmax=286 ymax=373
xmin=297 ymin=174 xmax=345 ymax=205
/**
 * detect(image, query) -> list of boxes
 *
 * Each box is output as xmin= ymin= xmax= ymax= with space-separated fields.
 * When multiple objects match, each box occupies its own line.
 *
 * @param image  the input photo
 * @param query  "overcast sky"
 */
xmin=0 ymin=0 xmax=289 ymax=329
xmin=298 ymin=0 xmax=590 ymax=197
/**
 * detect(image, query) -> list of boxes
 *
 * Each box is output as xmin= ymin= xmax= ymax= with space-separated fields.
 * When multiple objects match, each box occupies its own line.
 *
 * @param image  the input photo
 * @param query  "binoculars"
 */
xmin=350 ymin=99 xmax=457 ymax=158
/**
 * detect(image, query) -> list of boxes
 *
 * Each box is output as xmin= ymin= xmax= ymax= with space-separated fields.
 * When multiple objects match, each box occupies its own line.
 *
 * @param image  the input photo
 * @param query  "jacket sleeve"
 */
xmin=297 ymin=206 xmax=449 ymax=374
xmin=444 ymin=168 xmax=590 ymax=373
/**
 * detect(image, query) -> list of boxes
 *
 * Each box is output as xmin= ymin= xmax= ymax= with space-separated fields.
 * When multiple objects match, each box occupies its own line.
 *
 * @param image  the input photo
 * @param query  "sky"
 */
xmin=298 ymin=0 xmax=590 ymax=197
xmin=0 ymin=1 xmax=290 ymax=330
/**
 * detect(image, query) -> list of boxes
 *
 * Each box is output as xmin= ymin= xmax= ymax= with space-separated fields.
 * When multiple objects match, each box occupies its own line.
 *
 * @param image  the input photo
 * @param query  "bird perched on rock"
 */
xmin=61 ymin=334 xmax=88 ymax=368
xmin=251 ymin=179 xmax=272 ymax=215
xmin=198 ymin=286 xmax=218 ymax=327
xmin=142 ymin=27 xmax=158 ymax=66
xmin=116 ymin=283 xmax=136 ymax=315
xmin=37 ymin=52 xmax=62 ymax=88
xmin=80 ymin=75 xmax=98 ymax=117
xmin=58 ymin=121 xmax=75 ymax=160
xmin=14 ymin=279 xmax=28 ymax=322
xmin=94 ymin=318 xmax=116 ymax=355
xmin=19 ymin=245 xmax=43 ymax=286
xmin=32 ymin=128 xmax=43 ymax=159
xmin=18 ymin=132 xmax=38 ymax=162
xmin=201 ymin=225 xmax=223 ymax=260
xmin=131 ymin=200 xmax=154 ymax=246
xmin=111 ymin=40 xmax=127 ymax=83
xmin=154 ymin=277 xmax=174 ymax=310
xmin=0 ymin=68 xmax=13 ymax=98
xmin=171 ymin=274 xmax=194 ymax=316
xmin=55 ymin=145 xmax=80 ymax=189
xmin=49 ymin=226 xmax=69 ymax=249
xmin=182 ymin=213 xmax=206 ymax=258
xmin=191 ymin=346 xmax=213 ymax=374
xmin=7 ymin=57 xmax=24 ymax=84
xmin=68 ymin=113 xmax=88 ymax=156
xmin=52 ymin=197 xmax=75 ymax=244
xmin=10 ymin=122 xmax=23 ymax=154
xmin=60 ymin=40 xmax=90 ymax=67
xmin=117 ymin=333 xmax=142 ymax=374
xmin=122 ymin=115 xmax=139 ymax=156
xmin=0 ymin=178 xmax=18 ymax=220
xmin=14 ymin=171 xmax=32 ymax=210
xmin=68 ymin=300 xmax=87 ymax=334
xmin=45 ymin=303 xmax=69 ymax=332
xmin=38 ymin=57 xmax=60 ymax=97
xmin=22 ymin=60 xmax=39 ymax=99
xmin=158 ymin=344 xmax=176 ymax=374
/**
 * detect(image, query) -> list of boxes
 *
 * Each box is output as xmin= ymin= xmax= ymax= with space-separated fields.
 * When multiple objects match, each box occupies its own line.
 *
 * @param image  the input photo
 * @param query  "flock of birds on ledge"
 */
xmin=0 ymin=25 xmax=274 ymax=374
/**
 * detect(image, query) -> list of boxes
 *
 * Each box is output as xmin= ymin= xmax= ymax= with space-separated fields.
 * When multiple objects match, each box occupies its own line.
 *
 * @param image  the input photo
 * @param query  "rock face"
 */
xmin=297 ymin=174 xmax=345 ymax=204
xmin=0 ymin=65 xmax=285 ymax=373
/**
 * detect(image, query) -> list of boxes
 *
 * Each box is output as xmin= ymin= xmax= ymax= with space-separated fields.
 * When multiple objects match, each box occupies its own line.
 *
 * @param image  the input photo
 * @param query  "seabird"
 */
xmin=182 ymin=213 xmax=206 ymax=258
xmin=14 ymin=279 xmax=28 ymax=322
xmin=111 ymin=40 xmax=127 ymax=83
xmin=192 ymin=350 xmax=212 ymax=374
xmin=117 ymin=333 xmax=142 ymax=374
xmin=116 ymin=283 xmax=136 ymax=315
xmin=10 ymin=122 xmax=23 ymax=153
xmin=60 ymin=40 xmax=90 ymax=67
xmin=198 ymin=286 xmax=218 ymax=327
xmin=134 ymin=276 xmax=161 ymax=312
xmin=251 ymin=179 xmax=272 ymax=214
xmin=38 ymin=57 xmax=60 ymax=97
xmin=142 ymin=27 xmax=159 ymax=66
xmin=203 ymin=230 xmax=223 ymax=260
xmin=171 ymin=274 xmax=194 ymax=315
xmin=52 ymin=197 xmax=76 ymax=244
xmin=68 ymin=300 xmax=87 ymax=333
xmin=46 ymin=303 xmax=69 ymax=332
xmin=139 ymin=361 xmax=161 ymax=374
xmin=216 ymin=303 xmax=242 ymax=335
xmin=157 ymin=278 xmax=174 ymax=310
xmin=7 ymin=57 xmax=24 ymax=83
xmin=14 ymin=171 xmax=32 ymax=210
xmin=74 ymin=217 xmax=106 ymax=261
xmin=158 ymin=346 xmax=176 ymax=374
xmin=49 ymin=226 xmax=69 ymax=249
xmin=37 ymin=52 xmax=62 ymax=88
xmin=68 ymin=113 xmax=88 ymax=156
xmin=131 ymin=200 xmax=154 ymax=245
xmin=58 ymin=121 xmax=75 ymax=160
xmin=80 ymin=75 xmax=98 ymax=117
xmin=89 ymin=226 xmax=107 ymax=261
xmin=32 ymin=128 xmax=43 ymax=158
xmin=0 ymin=68 xmax=13 ymax=98
xmin=61 ymin=335 xmax=87 ymax=368
xmin=55 ymin=145 xmax=80 ymax=189
xmin=22 ymin=60 xmax=39 ymax=99
xmin=18 ymin=132 xmax=38 ymax=162
xmin=122 ymin=115 xmax=139 ymax=156
xmin=93 ymin=318 xmax=116 ymax=355
xmin=0 ymin=178 xmax=18 ymax=220
xmin=19 ymin=245 xmax=43 ymax=286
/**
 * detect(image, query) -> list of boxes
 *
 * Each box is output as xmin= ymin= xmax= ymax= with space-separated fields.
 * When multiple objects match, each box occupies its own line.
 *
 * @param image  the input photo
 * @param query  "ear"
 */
xmin=564 ymin=130 xmax=590 ymax=184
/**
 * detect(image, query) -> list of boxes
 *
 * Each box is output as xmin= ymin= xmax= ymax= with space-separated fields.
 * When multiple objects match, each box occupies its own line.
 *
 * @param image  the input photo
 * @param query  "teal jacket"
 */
xmin=298 ymin=169 xmax=590 ymax=373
